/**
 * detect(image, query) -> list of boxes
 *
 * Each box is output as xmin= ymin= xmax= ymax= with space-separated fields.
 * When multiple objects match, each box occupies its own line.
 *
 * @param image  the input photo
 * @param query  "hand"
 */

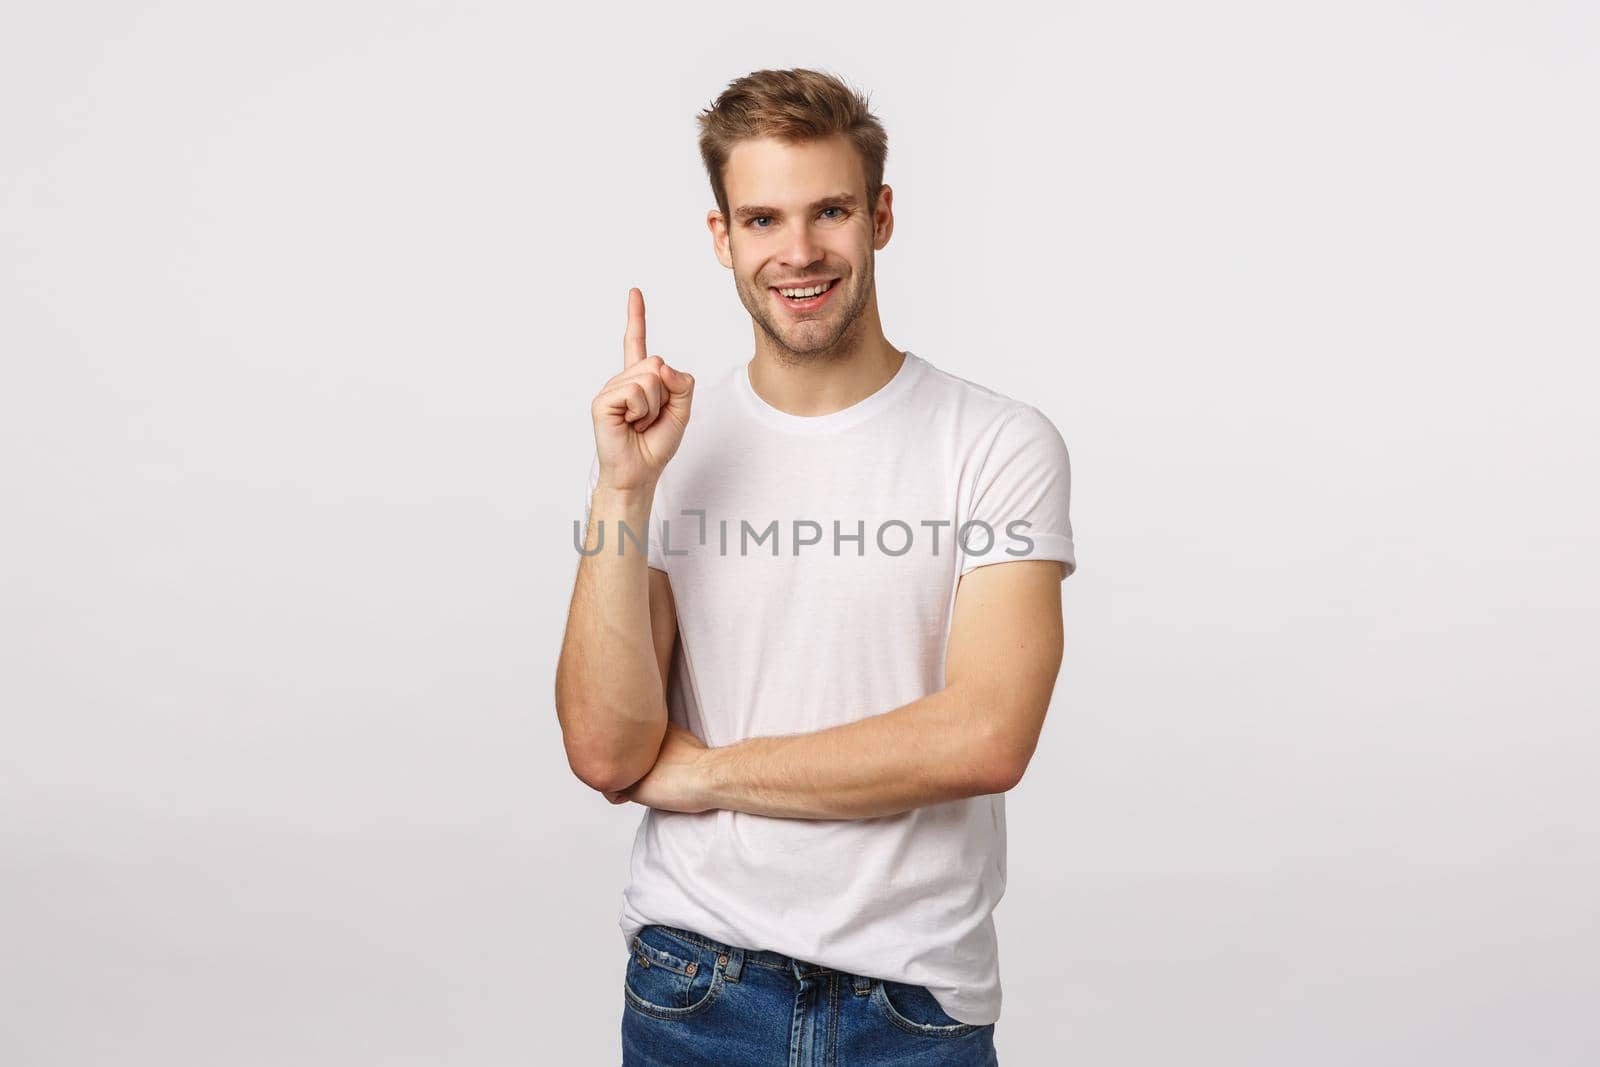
xmin=591 ymin=288 xmax=695 ymax=493
xmin=602 ymin=722 xmax=715 ymax=813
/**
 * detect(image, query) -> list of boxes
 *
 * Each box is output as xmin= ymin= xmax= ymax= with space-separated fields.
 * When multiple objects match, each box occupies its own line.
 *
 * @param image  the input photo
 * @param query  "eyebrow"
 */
xmin=732 ymin=193 xmax=861 ymax=223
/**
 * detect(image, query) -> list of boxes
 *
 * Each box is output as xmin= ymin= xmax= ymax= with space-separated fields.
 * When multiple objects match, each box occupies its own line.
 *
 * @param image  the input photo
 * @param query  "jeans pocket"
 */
xmin=871 ymin=979 xmax=984 ymax=1037
xmin=623 ymin=926 xmax=726 ymax=1021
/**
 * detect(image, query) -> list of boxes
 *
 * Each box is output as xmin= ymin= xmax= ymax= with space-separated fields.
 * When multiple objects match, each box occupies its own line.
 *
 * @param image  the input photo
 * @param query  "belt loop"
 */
xmin=853 ymin=974 xmax=871 ymax=996
xmin=724 ymin=947 xmax=744 ymax=982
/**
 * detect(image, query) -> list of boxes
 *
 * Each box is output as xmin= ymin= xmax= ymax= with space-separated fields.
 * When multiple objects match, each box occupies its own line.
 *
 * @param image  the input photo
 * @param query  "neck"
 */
xmin=747 ymin=300 xmax=903 ymax=418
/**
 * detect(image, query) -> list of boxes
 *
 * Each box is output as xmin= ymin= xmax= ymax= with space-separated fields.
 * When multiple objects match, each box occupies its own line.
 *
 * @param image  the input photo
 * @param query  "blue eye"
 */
xmin=749 ymin=207 xmax=846 ymax=229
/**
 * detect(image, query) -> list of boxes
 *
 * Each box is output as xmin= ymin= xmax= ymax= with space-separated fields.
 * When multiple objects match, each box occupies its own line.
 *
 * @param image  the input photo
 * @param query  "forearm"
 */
xmin=555 ymin=482 xmax=666 ymax=791
xmin=701 ymin=684 xmax=1011 ymax=819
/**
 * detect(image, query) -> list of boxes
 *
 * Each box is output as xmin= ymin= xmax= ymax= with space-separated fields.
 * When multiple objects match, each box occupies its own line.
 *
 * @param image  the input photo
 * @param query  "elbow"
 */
xmin=565 ymin=737 xmax=638 ymax=795
xmin=572 ymin=757 xmax=639 ymax=796
xmin=945 ymin=676 xmax=1047 ymax=796
xmin=563 ymin=735 xmax=630 ymax=793
xmin=977 ymin=731 xmax=1034 ymax=795
xmin=560 ymin=710 xmax=663 ymax=795
xmin=978 ymin=758 xmax=1026 ymax=796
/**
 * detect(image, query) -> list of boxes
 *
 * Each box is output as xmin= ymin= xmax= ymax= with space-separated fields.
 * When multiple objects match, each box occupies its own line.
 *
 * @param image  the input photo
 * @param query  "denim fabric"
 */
xmin=621 ymin=922 xmax=999 ymax=1066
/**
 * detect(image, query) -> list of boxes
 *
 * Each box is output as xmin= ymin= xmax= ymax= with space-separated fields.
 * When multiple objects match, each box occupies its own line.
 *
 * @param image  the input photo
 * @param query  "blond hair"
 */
xmin=696 ymin=68 xmax=889 ymax=223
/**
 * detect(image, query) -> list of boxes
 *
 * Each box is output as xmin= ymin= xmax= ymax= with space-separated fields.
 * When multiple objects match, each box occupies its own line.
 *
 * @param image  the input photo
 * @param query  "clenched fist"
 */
xmin=591 ymin=288 xmax=695 ymax=492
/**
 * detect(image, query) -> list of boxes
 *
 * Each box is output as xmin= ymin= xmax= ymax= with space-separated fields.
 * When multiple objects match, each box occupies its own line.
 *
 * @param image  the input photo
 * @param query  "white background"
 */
xmin=3 ymin=1 xmax=1596 ymax=1063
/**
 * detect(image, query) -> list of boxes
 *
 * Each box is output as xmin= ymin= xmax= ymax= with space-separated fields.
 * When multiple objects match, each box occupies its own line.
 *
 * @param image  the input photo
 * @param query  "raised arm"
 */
xmin=554 ymin=288 xmax=694 ymax=794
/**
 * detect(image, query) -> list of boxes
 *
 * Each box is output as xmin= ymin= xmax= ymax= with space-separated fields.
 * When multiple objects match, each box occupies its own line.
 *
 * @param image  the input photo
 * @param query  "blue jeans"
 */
xmin=621 ymin=922 xmax=999 ymax=1066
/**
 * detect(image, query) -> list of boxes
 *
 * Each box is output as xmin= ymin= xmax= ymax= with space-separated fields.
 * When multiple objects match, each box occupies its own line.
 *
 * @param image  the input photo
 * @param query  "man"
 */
xmin=556 ymin=67 xmax=1076 ymax=1065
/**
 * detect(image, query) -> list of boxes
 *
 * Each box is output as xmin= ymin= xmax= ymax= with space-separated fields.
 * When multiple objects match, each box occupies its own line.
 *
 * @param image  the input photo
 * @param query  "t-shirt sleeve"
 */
xmin=584 ymin=452 xmax=669 ymax=572
xmin=958 ymin=404 xmax=1077 ymax=580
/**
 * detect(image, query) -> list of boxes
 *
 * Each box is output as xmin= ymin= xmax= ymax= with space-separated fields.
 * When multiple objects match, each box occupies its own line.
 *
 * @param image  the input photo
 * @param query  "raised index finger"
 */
xmin=623 ymin=287 xmax=647 ymax=369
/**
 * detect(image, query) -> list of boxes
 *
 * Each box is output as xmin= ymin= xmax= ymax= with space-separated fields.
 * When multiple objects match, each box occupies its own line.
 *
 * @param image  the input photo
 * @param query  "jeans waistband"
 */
xmin=646 ymin=922 xmax=867 ymax=986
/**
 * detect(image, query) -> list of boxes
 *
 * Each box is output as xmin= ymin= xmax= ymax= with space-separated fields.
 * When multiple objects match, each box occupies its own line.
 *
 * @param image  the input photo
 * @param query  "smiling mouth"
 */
xmin=770 ymin=278 xmax=838 ymax=311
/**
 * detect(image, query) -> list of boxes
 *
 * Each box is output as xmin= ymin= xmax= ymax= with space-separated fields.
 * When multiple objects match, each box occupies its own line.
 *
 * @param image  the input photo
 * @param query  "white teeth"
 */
xmin=778 ymin=280 xmax=833 ymax=298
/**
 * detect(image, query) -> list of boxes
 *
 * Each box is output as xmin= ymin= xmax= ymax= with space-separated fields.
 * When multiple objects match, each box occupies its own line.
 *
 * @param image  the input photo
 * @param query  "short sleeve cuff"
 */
xmin=959 ymin=531 xmax=1076 ymax=580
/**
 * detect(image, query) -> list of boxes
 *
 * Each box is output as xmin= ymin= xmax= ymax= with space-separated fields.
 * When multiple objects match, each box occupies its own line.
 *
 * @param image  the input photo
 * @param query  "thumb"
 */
xmin=660 ymin=363 xmax=694 ymax=395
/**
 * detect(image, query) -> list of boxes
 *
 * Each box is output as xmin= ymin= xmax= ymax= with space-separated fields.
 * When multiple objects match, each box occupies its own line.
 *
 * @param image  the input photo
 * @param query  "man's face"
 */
xmin=710 ymin=135 xmax=892 ymax=361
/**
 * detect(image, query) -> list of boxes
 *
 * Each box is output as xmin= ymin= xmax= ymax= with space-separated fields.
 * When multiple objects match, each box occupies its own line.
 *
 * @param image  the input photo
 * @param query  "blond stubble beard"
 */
xmin=734 ymin=246 xmax=875 ymax=367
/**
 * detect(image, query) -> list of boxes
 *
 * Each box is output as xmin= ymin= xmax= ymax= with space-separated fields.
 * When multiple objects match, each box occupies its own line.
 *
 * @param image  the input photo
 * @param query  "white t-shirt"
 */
xmin=581 ymin=349 xmax=1076 ymax=1025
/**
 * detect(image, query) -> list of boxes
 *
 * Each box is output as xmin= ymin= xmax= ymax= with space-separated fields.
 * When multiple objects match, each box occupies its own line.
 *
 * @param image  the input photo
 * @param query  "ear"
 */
xmin=707 ymin=210 xmax=733 ymax=269
xmin=872 ymin=185 xmax=894 ymax=251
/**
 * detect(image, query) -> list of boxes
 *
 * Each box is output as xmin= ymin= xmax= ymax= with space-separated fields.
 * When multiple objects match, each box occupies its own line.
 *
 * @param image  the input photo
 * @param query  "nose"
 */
xmin=778 ymin=220 xmax=823 ymax=272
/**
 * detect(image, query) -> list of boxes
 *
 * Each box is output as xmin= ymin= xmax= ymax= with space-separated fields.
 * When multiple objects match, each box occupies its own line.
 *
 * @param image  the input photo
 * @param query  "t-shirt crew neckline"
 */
xmin=737 ymin=350 xmax=925 ymax=435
